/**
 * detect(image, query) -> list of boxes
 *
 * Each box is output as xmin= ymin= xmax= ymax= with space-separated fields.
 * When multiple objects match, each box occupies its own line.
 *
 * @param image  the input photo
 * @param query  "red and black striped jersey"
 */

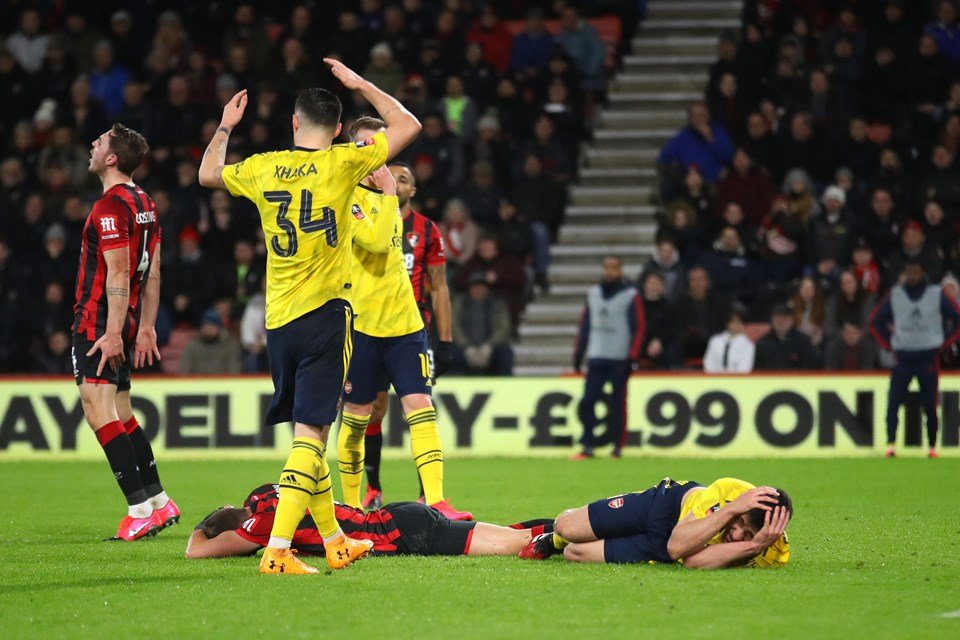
xmin=402 ymin=209 xmax=445 ymax=329
xmin=72 ymin=183 xmax=161 ymax=341
xmin=238 ymin=483 xmax=403 ymax=554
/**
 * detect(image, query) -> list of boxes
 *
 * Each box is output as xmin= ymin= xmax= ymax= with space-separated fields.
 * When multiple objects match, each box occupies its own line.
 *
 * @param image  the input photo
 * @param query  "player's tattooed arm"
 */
xmin=199 ymin=89 xmax=247 ymax=189
xmin=428 ymin=263 xmax=453 ymax=342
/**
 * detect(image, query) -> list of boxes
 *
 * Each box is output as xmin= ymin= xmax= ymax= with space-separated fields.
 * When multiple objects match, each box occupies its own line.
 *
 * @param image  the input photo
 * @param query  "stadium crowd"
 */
xmin=645 ymin=0 xmax=960 ymax=372
xmin=0 ymin=0 xmax=633 ymax=375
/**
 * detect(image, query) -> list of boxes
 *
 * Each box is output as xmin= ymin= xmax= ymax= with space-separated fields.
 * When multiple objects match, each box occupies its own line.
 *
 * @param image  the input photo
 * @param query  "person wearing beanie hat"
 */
xmin=179 ymin=308 xmax=242 ymax=375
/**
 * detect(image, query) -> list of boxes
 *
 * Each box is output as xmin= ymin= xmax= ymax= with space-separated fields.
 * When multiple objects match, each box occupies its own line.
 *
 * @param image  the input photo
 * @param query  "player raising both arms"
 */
xmin=337 ymin=118 xmax=470 ymax=520
xmin=360 ymin=161 xmax=455 ymax=511
xmin=521 ymin=477 xmax=791 ymax=569
xmin=197 ymin=59 xmax=421 ymax=574
xmin=74 ymin=124 xmax=178 ymax=541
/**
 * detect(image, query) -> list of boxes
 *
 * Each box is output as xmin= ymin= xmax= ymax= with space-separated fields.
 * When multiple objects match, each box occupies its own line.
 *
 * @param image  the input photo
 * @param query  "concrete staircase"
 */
xmin=515 ymin=0 xmax=740 ymax=375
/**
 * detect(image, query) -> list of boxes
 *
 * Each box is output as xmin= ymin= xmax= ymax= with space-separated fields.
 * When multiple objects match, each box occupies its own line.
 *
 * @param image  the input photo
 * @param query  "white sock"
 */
xmin=148 ymin=491 xmax=170 ymax=510
xmin=267 ymin=536 xmax=292 ymax=550
xmin=321 ymin=527 xmax=345 ymax=544
xmin=128 ymin=501 xmax=152 ymax=519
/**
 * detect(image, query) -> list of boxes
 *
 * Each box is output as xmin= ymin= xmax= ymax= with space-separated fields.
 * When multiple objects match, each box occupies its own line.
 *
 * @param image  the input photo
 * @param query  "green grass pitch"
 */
xmin=1 ymin=457 xmax=957 ymax=639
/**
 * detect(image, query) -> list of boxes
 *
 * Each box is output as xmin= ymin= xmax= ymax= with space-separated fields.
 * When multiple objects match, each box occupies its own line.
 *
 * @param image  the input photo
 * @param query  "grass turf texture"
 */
xmin=1 ymin=458 xmax=957 ymax=639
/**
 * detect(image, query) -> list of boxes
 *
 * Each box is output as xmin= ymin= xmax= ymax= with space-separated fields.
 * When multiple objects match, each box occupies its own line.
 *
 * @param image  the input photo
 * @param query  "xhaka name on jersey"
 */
xmin=274 ymin=162 xmax=318 ymax=180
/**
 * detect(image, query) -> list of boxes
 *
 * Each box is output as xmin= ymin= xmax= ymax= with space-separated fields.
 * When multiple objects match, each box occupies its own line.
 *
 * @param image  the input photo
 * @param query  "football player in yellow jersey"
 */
xmin=520 ymin=477 xmax=791 ymax=569
xmin=197 ymin=58 xmax=421 ymax=575
xmin=336 ymin=116 xmax=472 ymax=521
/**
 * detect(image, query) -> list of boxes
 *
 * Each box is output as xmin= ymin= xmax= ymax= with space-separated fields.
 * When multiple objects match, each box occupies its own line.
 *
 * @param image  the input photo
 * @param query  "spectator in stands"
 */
xmin=38 ymin=126 xmax=87 ymax=190
xmin=826 ymin=269 xmax=876 ymax=336
xmin=699 ymin=226 xmax=760 ymax=304
xmin=454 ymin=234 xmax=527 ymax=324
xmin=510 ymin=9 xmax=554 ymax=77
xmin=675 ymin=265 xmax=731 ymax=361
xmin=915 ymin=145 xmax=960 ymax=212
xmin=440 ymin=199 xmax=478 ymax=279
xmin=29 ymin=329 xmax=71 ymax=374
xmin=363 ymin=42 xmax=403 ymax=96
xmin=465 ymin=6 xmax=512 ymax=73
xmin=741 ymin=111 xmax=778 ymax=175
xmin=924 ymin=1 xmax=960 ymax=63
xmin=640 ymin=236 xmax=685 ymax=304
xmin=451 ymin=271 xmax=514 ymax=376
xmin=660 ymin=200 xmax=702 ymax=259
xmin=519 ymin=115 xmax=574 ymax=184
xmin=790 ymin=276 xmax=826 ymax=349
xmin=165 ymin=226 xmax=213 ymax=326
xmin=940 ymin=274 xmax=960 ymax=368
xmin=670 ymin=165 xmax=714 ymax=224
xmin=37 ymin=223 xmax=73 ymax=286
xmin=658 ymin=101 xmax=734 ymax=186
xmin=754 ymin=304 xmax=819 ymax=370
xmin=6 ymin=8 xmax=50 ymax=74
xmin=556 ymin=5 xmax=606 ymax=94
xmin=469 ymin=115 xmax=512 ymax=186
xmin=240 ymin=280 xmax=267 ymax=373
xmin=88 ymin=41 xmax=129 ymax=116
xmin=440 ymin=76 xmax=479 ymax=140
xmin=807 ymin=185 xmax=853 ymax=284
xmin=703 ymin=306 xmax=755 ymax=374
xmin=406 ymin=113 xmax=464 ymax=188
xmin=511 ymin=153 xmax=566 ymax=239
xmin=34 ymin=280 xmax=71 ymax=347
xmin=856 ymin=187 xmax=903 ymax=263
xmin=921 ymin=200 xmax=957 ymax=267
xmin=778 ymin=112 xmax=832 ymax=184
xmin=715 ymin=148 xmax=775 ymax=226
xmin=885 ymin=221 xmax=944 ymax=285
xmin=851 ymin=238 xmax=882 ymax=294
xmin=837 ymin=117 xmax=880 ymax=186
xmin=180 ymin=309 xmax=242 ymax=375
xmin=461 ymin=43 xmax=499 ymax=110
xmin=824 ymin=321 xmax=879 ymax=370
xmin=462 ymin=160 xmax=501 ymax=229
xmin=708 ymin=32 xmax=743 ymax=98
xmin=757 ymin=196 xmax=806 ymax=284
xmin=639 ymin=271 xmax=679 ymax=370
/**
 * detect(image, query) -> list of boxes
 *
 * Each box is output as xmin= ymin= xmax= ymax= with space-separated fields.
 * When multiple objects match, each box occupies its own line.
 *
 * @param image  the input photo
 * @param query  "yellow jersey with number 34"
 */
xmin=350 ymin=185 xmax=424 ymax=337
xmin=221 ymin=132 xmax=389 ymax=329
xmin=678 ymin=477 xmax=790 ymax=568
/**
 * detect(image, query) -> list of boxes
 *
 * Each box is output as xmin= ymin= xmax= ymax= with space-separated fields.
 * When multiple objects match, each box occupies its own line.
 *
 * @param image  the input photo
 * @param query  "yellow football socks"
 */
xmin=406 ymin=406 xmax=444 ymax=504
xmin=268 ymin=437 xmax=323 ymax=548
xmin=552 ymin=533 xmax=569 ymax=551
xmin=307 ymin=452 xmax=341 ymax=540
xmin=337 ymin=412 xmax=370 ymax=507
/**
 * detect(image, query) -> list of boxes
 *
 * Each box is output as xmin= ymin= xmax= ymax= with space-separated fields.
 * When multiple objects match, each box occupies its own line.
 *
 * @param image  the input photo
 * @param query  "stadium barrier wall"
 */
xmin=0 ymin=374 xmax=957 ymax=458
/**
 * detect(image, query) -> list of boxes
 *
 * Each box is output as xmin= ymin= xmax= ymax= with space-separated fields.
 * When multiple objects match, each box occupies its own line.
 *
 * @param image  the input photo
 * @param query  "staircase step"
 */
xmin=583 ymin=147 xmax=661 ymax=169
xmin=570 ymin=185 xmax=653 ymax=206
xmin=640 ymin=18 xmax=740 ymax=36
xmin=608 ymin=91 xmax=702 ymax=108
xmin=593 ymin=129 xmax=674 ymax=149
xmin=630 ymin=36 xmax=717 ymax=57
xmin=578 ymin=167 xmax=657 ymax=186
xmin=647 ymin=1 xmax=741 ymax=20
xmin=566 ymin=204 xmax=657 ymax=218
xmin=558 ymin=223 xmax=656 ymax=245
xmin=599 ymin=110 xmax=686 ymax=129
xmin=613 ymin=71 xmax=708 ymax=92
xmin=515 ymin=344 xmax=581 ymax=364
xmin=622 ymin=54 xmax=715 ymax=69
xmin=519 ymin=324 xmax=580 ymax=337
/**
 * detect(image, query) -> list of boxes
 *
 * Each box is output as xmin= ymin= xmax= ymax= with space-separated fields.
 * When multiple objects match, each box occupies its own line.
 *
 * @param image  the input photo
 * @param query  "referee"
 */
xmin=869 ymin=258 xmax=960 ymax=458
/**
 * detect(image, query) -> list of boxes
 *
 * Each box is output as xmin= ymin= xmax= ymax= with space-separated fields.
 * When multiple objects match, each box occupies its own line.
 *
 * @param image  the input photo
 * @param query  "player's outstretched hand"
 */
xmin=220 ymin=89 xmax=248 ymax=130
xmin=324 ymin=58 xmax=367 ymax=91
xmin=134 ymin=327 xmax=161 ymax=369
xmin=369 ymin=165 xmax=397 ymax=195
xmin=753 ymin=506 xmax=790 ymax=550
xmin=87 ymin=332 xmax=125 ymax=376
xmin=729 ymin=486 xmax=780 ymax=515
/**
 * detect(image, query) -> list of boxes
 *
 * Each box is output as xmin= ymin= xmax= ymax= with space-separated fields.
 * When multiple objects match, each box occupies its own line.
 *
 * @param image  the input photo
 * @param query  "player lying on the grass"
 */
xmin=185 ymin=483 xmax=551 ymax=561
xmin=520 ymin=477 xmax=791 ymax=569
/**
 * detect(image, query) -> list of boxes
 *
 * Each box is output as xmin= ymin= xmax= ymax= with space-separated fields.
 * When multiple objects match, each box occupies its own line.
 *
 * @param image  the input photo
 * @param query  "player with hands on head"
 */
xmin=338 ymin=116 xmax=471 ymax=521
xmin=73 ymin=123 xmax=178 ymax=542
xmin=197 ymin=57 xmax=421 ymax=574
xmin=521 ymin=477 xmax=791 ymax=569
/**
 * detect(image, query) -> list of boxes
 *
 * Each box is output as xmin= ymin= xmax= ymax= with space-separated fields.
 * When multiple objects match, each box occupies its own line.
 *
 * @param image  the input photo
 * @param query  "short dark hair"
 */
xmin=746 ymin=488 xmax=793 ymax=531
xmin=108 ymin=123 xmax=149 ymax=176
xmin=200 ymin=506 xmax=248 ymax=538
xmin=294 ymin=88 xmax=342 ymax=129
xmin=349 ymin=115 xmax=385 ymax=140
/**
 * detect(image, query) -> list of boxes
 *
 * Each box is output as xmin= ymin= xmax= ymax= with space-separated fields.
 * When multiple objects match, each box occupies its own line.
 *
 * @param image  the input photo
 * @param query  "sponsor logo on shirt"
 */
xmin=351 ymin=204 xmax=365 ymax=220
xmin=355 ymin=137 xmax=376 ymax=148
xmin=608 ymin=497 xmax=624 ymax=509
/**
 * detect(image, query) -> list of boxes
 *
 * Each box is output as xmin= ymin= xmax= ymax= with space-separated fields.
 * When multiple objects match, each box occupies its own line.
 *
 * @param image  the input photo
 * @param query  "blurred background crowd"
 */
xmin=0 ymin=0 xmax=636 ymax=375
xmin=640 ymin=0 xmax=960 ymax=372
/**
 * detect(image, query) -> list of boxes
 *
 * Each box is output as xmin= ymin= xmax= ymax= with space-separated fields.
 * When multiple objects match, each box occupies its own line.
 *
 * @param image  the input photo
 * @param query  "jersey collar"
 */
xmin=357 ymin=183 xmax=383 ymax=194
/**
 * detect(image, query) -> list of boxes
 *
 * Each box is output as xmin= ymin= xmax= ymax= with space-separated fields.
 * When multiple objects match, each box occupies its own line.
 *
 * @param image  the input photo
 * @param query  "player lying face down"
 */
xmin=185 ymin=484 xmax=551 ymax=560
xmin=520 ymin=478 xmax=792 ymax=569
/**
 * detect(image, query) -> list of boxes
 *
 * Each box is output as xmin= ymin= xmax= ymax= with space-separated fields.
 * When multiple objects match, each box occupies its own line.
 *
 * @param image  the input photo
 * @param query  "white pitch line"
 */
xmin=941 ymin=610 xmax=960 ymax=618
